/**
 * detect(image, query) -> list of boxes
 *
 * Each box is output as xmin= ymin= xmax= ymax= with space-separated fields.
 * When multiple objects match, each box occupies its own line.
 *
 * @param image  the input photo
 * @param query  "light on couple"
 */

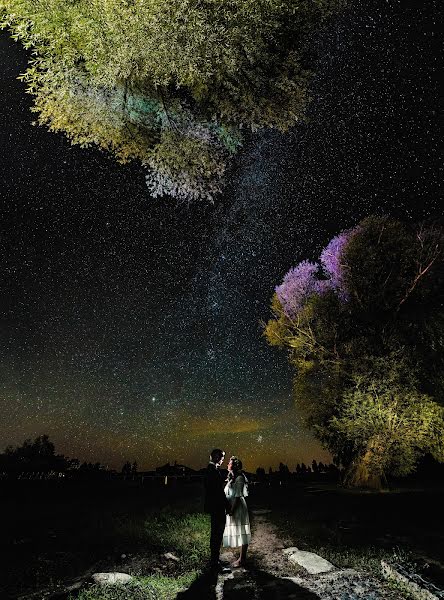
xmin=204 ymin=448 xmax=251 ymax=572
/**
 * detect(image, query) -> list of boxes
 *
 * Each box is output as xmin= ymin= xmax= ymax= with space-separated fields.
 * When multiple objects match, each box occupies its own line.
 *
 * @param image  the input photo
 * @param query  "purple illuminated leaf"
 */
xmin=276 ymin=260 xmax=330 ymax=319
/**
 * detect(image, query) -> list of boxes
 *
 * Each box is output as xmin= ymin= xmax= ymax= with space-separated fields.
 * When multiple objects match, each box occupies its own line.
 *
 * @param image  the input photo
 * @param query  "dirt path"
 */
xmin=207 ymin=510 xmax=404 ymax=600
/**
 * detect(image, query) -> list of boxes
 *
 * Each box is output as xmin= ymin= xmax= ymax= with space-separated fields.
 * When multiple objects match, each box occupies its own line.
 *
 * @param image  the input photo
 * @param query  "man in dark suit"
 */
xmin=204 ymin=448 xmax=231 ymax=572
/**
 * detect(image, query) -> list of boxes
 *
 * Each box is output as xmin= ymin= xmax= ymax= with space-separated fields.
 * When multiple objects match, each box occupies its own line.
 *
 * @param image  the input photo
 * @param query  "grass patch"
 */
xmin=71 ymin=573 xmax=199 ymax=600
xmin=269 ymin=511 xmax=411 ymax=578
xmin=1 ymin=481 xmax=210 ymax=599
xmin=70 ymin=506 xmax=211 ymax=571
xmin=69 ymin=511 xmax=209 ymax=600
xmin=314 ymin=544 xmax=401 ymax=575
xmin=48 ymin=506 xmax=210 ymax=591
xmin=139 ymin=572 xmax=199 ymax=599
xmin=71 ymin=581 xmax=158 ymax=600
xmin=123 ymin=510 xmax=210 ymax=572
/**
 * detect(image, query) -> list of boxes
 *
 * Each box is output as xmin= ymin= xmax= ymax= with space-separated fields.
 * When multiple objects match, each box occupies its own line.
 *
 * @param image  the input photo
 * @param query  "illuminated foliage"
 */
xmin=319 ymin=226 xmax=360 ymax=298
xmin=321 ymin=358 xmax=444 ymax=488
xmin=0 ymin=0 xmax=340 ymax=200
xmin=275 ymin=260 xmax=330 ymax=320
xmin=265 ymin=216 xmax=444 ymax=488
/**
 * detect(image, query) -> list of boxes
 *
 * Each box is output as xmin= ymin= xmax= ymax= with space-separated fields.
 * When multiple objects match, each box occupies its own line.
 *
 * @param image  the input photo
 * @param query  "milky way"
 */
xmin=0 ymin=0 xmax=441 ymax=471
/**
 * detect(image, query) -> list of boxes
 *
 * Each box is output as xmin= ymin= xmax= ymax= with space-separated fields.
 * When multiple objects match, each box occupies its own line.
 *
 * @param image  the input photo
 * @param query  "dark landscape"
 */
xmin=2 ymin=463 xmax=444 ymax=599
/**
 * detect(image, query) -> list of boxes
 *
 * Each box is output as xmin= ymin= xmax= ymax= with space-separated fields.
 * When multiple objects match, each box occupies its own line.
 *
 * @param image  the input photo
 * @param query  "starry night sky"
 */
xmin=0 ymin=0 xmax=441 ymax=471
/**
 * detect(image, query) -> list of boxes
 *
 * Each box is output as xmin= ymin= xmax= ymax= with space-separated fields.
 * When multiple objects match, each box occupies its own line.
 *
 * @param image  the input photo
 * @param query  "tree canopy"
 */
xmin=0 ymin=0 xmax=341 ymax=200
xmin=0 ymin=434 xmax=109 ymax=477
xmin=0 ymin=434 xmax=70 ymax=473
xmin=265 ymin=216 xmax=444 ymax=488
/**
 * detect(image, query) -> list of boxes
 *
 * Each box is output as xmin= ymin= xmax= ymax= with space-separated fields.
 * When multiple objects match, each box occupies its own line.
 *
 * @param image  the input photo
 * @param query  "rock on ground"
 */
xmin=91 ymin=572 xmax=133 ymax=584
xmin=282 ymin=547 xmax=335 ymax=574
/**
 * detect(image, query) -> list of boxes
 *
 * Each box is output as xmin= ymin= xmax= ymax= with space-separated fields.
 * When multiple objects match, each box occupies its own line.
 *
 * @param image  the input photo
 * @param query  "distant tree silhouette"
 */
xmin=0 ymin=435 xmax=70 ymax=474
xmin=0 ymin=435 xmax=121 ymax=480
xmin=122 ymin=461 xmax=132 ymax=477
xmin=278 ymin=462 xmax=290 ymax=482
xmin=312 ymin=460 xmax=319 ymax=474
xmin=76 ymin=461 xmax=108 ymax=480
xmin=279 ymin=462 xmax=289 ymax=473
xmin=256 ymin=467 xmax=266 ymax=482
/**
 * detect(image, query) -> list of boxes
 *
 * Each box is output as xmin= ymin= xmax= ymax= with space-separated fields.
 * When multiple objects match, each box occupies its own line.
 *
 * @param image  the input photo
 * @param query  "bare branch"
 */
xmin=398 ymin=251 xmax=440 ymax=309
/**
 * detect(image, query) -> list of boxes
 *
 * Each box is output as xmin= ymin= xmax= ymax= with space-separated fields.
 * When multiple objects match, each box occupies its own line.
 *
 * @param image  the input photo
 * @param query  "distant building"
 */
xmin=155 ymin=461 xmax=198 ymax=477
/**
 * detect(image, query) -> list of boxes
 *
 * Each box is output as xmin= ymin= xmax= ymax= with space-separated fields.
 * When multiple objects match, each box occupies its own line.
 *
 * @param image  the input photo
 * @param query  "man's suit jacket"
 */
xmin=204 ymin=463 xmax=229 ymax=514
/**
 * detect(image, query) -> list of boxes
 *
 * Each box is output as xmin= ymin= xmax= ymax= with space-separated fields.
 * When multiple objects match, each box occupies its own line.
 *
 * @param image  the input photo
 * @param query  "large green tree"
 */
xmin=0 ymin=0 xmax=340 ymax=200
xmin=265 ymin=216 xmax=444 ymax=488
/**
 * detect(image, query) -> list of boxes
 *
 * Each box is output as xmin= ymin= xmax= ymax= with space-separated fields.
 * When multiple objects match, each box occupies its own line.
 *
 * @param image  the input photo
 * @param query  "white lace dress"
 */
xmin=222 ymin=475 xmax=251 ymax=547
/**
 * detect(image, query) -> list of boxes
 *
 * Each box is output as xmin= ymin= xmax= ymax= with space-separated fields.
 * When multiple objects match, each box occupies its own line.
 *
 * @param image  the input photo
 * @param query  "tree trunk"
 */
xmin=343 ymin=440 xmax=387 ymax=490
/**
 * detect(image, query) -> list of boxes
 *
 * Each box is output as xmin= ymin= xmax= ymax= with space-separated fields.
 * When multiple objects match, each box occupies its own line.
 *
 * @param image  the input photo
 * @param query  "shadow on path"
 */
xmin=175 ymin=569 xmax=219 ymax=599
xmin=176 ymin=563 xmax=319 ymax=599
xmin=223 ymin=566 xmax=319 ymax=600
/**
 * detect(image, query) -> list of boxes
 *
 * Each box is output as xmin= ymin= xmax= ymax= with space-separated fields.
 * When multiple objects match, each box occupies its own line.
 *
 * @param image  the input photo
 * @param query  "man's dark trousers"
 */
xmin=210 ymin=511 xmax=226 ymax=566
xmin=204 ymin=462 xmax=228 ymax=567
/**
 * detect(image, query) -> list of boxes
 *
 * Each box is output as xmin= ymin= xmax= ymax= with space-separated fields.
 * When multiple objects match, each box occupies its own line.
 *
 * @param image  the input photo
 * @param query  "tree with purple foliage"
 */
xmin=275 ymin=260 xmax=329 ymax=320
xmin=264 ymin=215 xmax=444 ymax=489
xmin=273 ymin=227 xmax=359 ymax=321
xmin=319 ymin=226 xmax=360 ymax=298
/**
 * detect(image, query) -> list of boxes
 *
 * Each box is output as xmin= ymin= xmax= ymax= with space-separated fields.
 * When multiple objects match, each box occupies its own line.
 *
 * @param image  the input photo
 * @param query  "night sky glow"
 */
xmin=0 ymin=1 xmax=441 ymax=471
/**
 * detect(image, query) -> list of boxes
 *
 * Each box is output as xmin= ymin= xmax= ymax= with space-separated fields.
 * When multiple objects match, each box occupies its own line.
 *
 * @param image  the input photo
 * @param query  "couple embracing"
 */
xmin=204 ymin=448 xmax=251 ymax=573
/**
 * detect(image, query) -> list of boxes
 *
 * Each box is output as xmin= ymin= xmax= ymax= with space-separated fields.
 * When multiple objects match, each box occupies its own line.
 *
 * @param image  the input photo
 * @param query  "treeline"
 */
xmin=256 ymin=460 xmax=340 ymax=483
xmin=255 ymin=455 xmax=444 ymax=485
xmin=0 ymin=435 xmax=110 ymax=480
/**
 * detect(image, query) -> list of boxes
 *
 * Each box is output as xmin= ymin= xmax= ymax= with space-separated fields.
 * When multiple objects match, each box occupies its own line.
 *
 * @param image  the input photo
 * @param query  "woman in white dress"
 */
xmin=222 ymin=456 xmax=251 ymax=567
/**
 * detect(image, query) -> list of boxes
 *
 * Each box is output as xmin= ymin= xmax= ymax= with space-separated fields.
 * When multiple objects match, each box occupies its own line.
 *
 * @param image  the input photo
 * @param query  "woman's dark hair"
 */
xmin=229 ymin=456 xmax=243 ymax=472
xmin=228 ymin=456 xmax=248 ymax=484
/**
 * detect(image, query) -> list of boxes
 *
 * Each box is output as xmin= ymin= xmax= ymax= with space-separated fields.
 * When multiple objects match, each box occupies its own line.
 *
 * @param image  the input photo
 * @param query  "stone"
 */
xmin=65 ymin=581 xmax=84 ymax=593
xmin=91 ymin=572 xmax=133 ymax=585
xmin=282 ymin=547 xmax=335 ymax=574
xmin=381 ymin=561 xmax=440 ymax=600
xmin=163 ymin=552 xmax=180 ymax=561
